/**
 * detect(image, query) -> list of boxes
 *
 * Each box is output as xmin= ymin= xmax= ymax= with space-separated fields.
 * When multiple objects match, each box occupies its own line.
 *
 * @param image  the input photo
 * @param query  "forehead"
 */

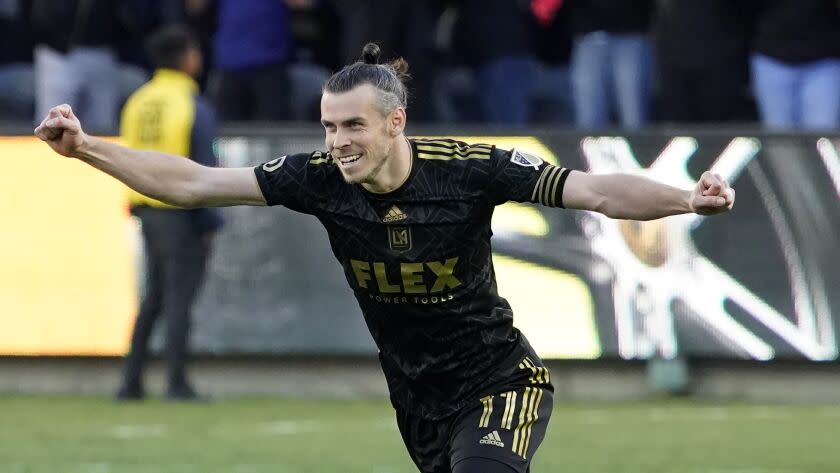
xmin=321 ymin=84 xmax=380 ymax=122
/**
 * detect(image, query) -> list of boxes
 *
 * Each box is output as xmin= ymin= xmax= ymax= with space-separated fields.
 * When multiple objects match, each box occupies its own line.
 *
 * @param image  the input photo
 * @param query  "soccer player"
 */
xmin=35 ymin=43 xmax=734 ymax=473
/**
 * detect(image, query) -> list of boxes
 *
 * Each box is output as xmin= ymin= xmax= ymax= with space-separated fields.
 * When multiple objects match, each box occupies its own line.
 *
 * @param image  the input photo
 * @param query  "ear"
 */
xmin=388 ymin=108 xmax=406 ymax=136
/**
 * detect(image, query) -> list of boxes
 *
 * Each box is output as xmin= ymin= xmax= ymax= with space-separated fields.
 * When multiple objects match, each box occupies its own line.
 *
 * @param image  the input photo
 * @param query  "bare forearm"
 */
xmin=591 ymin=174 xmax=692 ymax=220
xmin=73 ymin=136 xmax=206 ymax=207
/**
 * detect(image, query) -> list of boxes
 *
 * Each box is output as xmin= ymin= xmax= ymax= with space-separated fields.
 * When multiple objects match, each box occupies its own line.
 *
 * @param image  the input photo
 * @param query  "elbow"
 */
xmin=590 ymin=194 xmax=612 ymax=217
xmin=172 ymin=187 xmax=204 ymax=209
xmin=154 ymin=182 xmax=203 ymax=208
xmin=169 ymin=170 xmax=211 ymax=208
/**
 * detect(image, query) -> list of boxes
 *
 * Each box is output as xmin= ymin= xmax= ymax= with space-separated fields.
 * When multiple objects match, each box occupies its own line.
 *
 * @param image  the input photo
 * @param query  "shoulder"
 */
xmin=121 ymin=82 xmax=153 ymax=113
xmin=255 ymin=150 xmax=344 ymax=209
xmin=413 ymin=138 xmax=496 ymax=164
xmin=258 ymin=150 xmax=340 ymax=179
xmin=408 ymin=138 xmax=510 ymax=196
xmin=412 ymin=138 xmax=502 ymax=178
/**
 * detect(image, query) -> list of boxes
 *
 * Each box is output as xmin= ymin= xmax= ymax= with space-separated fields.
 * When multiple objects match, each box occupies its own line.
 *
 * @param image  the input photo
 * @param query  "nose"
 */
xmin=332 ymin=128 xmax=351 ymax=150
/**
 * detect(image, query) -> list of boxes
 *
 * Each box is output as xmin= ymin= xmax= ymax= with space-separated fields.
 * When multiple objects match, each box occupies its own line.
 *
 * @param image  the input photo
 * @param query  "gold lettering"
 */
xmin=400 ymin=263 xmax=427 ymax=294
xmin=351 ymin=259 xmax=371 ymax=289
xmin=373 ymin=262 xmax=400 ymax=293
xmin=427 ymin=257 xmax=461 ymax=293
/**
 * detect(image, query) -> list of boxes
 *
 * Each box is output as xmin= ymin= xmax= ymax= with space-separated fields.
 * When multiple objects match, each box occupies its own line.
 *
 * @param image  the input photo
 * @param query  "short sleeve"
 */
xmin=253 ymin=152 xmax=328 ymax=213
xmin=488 ymin=148 xmax=572 ymax=207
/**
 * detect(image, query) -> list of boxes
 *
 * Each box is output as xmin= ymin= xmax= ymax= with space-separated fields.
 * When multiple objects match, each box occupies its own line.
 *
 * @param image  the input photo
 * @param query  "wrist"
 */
xmin=72 ymin=134 xmax=96 ymax=160
xmin=684 ymin=190 xmax=696 ymax=214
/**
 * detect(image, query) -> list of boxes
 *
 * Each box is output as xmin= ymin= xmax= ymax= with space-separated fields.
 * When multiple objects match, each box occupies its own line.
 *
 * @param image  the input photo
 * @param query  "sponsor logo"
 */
xmin=350 ymin=257 xmax=461 ymax=295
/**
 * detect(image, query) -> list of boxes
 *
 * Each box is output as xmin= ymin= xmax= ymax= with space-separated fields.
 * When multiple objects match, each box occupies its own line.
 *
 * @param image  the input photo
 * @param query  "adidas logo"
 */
xmin=479 ymin=430 xmax=504 ymax=448
xmin=382 ymin=205 xmax=407 ymax=223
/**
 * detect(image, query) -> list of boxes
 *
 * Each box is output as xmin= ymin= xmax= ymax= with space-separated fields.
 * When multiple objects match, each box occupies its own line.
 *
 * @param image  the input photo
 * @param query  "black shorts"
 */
xmin=395 ymin=359 xmax=554 ymax=473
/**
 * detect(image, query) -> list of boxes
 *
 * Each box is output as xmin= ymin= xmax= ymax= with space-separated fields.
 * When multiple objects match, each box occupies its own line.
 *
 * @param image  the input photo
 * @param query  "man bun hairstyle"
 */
xmin=324 ymin=42 xmax=410 ymax=115
xmin=361 ymin=42 xmax=381 ymax=65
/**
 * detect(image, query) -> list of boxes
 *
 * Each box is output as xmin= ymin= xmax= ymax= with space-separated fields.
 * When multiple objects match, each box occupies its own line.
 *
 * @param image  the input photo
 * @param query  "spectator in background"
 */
xmin=30 ymin=0 xmax=127 ymax=131
xmin=116 ymin=25 xmax=223 ymax=402
xmin=112 ymin=0 xmax=216 ymax=103
xmin=448 ymin=0 xmax=538 ymax=126
xmin=115 ymin=0 xmax=191 ymax=113
xmin=0 ymin=0 xmax=34 ymax=122
xmin=183 ymin=0 xmax=218 ymax=91
xmin=751 ymin=0 xmax=840 ymax=130
xmin=530 ymin=0 xmax=574 ymax=124
xmin=206 ymin=0 xmax=293 ymax=121
xmin=653 ymin=0 xmax=754 ymax=124
xmin=566 ymin=0 xmax=655 ymax=130
xmin=286 ymin=0 xmax=342 ymax=120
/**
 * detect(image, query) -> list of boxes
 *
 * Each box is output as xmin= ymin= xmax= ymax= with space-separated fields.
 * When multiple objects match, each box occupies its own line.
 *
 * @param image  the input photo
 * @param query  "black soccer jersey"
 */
xmin=254 ymin=138 xmax=570 ymax=419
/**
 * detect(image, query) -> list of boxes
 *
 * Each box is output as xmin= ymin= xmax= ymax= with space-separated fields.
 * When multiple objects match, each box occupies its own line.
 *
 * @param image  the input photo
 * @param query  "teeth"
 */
xmin=339 ymin=154 xmax=362 ymax=164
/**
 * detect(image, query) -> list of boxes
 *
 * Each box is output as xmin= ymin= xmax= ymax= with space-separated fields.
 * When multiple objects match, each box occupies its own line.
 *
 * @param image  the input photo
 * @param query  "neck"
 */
xmin=362 ymin=135 xmax=412 ymax=193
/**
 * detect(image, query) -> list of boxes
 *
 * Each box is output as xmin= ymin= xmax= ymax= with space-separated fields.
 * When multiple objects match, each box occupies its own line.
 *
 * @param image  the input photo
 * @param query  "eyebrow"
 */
xmin=321 ymin=117 xmax=366 ymax=127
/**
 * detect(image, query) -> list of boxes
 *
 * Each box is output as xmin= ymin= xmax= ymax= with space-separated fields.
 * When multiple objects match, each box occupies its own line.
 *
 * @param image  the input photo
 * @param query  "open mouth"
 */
xmin=337 ymin=153 xmax=362 ymax=166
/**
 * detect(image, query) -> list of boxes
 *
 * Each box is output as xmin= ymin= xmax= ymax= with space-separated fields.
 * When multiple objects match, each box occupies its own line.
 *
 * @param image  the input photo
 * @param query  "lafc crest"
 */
xmin=388 ymin=226 xmax=412 ymax=251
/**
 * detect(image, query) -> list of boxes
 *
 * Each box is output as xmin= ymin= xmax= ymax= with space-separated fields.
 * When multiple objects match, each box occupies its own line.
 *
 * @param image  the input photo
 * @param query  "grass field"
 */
xmin=1 ymin=396 xmax=838 ymax=473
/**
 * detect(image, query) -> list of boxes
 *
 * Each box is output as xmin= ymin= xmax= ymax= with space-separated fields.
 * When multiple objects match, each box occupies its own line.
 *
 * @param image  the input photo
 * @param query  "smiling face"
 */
xmin=320 ymin=84 xmax=403 ymax=187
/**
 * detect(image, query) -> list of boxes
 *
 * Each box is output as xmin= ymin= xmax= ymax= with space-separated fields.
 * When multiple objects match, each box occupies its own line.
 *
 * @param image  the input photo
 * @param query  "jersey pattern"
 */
xmin=254 ymin=138 xmax=570 ymax=419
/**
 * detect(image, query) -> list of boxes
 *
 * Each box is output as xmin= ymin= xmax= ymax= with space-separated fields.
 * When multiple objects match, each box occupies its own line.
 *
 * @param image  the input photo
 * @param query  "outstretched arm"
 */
xmin=562 ymin=170 xmax=735 ymax=220
xmin=34 ymin=104 xmax=266 ymax=208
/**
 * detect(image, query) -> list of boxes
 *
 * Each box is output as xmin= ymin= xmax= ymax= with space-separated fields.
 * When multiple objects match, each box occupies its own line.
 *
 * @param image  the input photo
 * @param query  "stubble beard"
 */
xmin=349 ymin=140 xmax=392 ymax=186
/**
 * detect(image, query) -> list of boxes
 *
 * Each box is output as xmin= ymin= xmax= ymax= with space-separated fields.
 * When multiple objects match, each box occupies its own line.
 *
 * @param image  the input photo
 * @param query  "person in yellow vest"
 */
xmin=116 ymin=25 xmax=223 ymax=401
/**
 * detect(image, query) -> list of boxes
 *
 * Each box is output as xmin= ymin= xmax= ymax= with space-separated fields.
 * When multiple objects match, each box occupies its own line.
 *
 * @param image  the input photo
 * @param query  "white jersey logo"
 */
xmin=262 ymin=155 xmax=287 ymax=172
xmin=510 ymin=149 xmax=543 ymax=170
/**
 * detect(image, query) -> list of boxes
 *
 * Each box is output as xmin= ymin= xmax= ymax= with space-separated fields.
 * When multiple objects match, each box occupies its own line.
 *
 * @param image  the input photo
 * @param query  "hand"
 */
xmin=689 ymin=171 xmax=735 ymax=216
xmin=34 ymin=104 xmax=88 ymax=157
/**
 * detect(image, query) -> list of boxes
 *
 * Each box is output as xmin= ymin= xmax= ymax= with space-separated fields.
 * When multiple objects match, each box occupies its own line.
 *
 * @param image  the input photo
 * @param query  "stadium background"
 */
xmin=3 ymin=128 xmax=839 ymax=473
xmin=3 ymin=0 xmax=840 ymax=471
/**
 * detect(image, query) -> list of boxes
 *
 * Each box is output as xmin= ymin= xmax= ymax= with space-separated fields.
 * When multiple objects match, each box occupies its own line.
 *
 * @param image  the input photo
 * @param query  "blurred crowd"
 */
xmin=2 ymin=0 xmax=840 ymax=131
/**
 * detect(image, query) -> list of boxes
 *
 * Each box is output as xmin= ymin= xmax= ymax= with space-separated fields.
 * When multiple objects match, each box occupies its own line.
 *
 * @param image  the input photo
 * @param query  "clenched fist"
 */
xmin=690 ymin=171 xmax=735 ymax=216
xmin=34 ymin=104 xmax=88 ymax=157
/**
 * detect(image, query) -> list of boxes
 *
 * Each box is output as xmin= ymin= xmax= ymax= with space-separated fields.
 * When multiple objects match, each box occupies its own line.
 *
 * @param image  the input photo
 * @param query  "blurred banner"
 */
xmin=2 ymin=131 xmax=838 ymax=360
xmin=0 ymin=137 xmax=137 ymax=355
